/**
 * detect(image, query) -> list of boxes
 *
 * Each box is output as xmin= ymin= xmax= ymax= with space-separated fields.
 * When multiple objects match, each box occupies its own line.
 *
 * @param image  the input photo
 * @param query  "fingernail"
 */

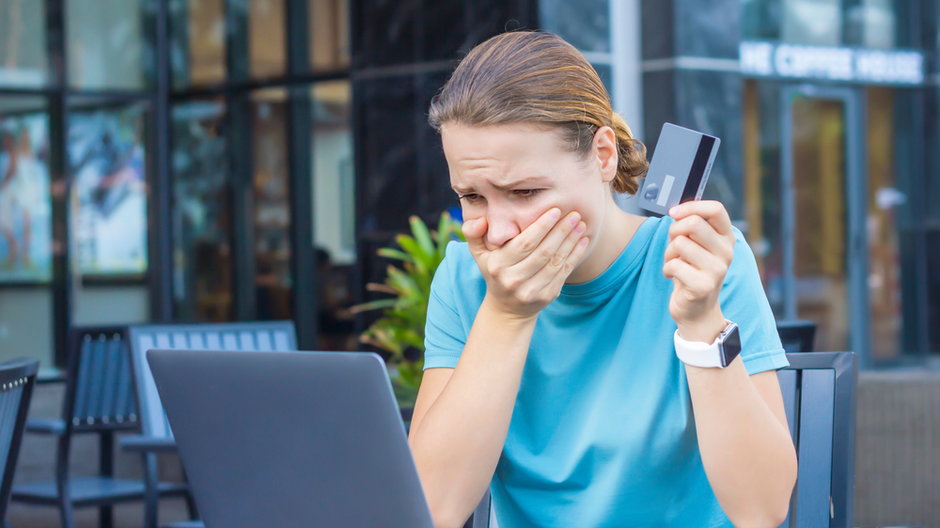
xmin=578 ymin=237 xmax=589 ymax=247
xmin=549 ymin=208 xmax=561 ymax=220
xmin=575 ymin=221 xmax=585 ymax=233
xmin=569 ymin=214 xmax=581 ymax=227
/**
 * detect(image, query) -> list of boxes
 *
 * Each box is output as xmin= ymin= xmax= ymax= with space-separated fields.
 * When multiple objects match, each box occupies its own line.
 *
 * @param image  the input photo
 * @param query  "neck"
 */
xmin=565 ymin=197 xmax=646 ymax=285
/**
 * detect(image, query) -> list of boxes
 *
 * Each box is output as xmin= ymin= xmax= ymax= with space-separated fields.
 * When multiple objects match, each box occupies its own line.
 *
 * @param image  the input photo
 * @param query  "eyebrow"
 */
xmin=451 ymin=176 xmax=548 ymax=194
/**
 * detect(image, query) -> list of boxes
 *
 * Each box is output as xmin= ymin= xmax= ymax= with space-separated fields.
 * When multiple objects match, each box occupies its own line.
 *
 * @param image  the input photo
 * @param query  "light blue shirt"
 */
xmin=423 ymin=215 xmax=789 ymax=527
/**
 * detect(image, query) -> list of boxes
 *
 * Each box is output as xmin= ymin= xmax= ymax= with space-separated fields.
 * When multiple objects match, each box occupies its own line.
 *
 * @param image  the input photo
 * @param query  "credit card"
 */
xmin=637 ymin=123 xmax=720 ymax=216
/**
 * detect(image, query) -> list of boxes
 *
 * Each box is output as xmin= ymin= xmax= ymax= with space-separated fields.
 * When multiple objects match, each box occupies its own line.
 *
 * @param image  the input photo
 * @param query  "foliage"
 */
xmin=352 ymin=212 xmax=464 ymax=408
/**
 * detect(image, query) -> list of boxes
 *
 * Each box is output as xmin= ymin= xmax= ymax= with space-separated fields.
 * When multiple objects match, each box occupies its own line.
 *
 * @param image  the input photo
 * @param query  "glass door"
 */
xmin=780 ymin=85 xmax=870 ymax=364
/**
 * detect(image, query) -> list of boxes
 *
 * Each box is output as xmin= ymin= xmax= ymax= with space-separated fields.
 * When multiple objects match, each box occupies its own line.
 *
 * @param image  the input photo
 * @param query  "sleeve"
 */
xmin=423 ymin=241 xmax=468 ymax=370
xmin=719 ymin=227 xmax=789 ymax=375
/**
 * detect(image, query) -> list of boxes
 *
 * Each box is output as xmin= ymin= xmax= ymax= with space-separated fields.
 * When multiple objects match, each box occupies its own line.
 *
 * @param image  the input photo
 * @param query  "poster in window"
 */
xmin=0 ymin=113 xmax=52 ymax=283
xmin=69 ymin=106 xmax=148 ymax=277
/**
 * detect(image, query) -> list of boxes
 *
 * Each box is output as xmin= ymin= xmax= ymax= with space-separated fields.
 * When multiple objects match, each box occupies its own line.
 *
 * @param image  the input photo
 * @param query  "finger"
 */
xmin=522 ymin=221 xmax=587 ymax=293
xmin=504 ymin=207 xmax=563 ymax=259
xmin=461 ymin=216 xmax=488 ymax=257
xmin=662 ymin=256 xmax=713 ymax=296
xmin=514 ymin=211 xmax=582 ymax=272
xmin=669 ymin=200 xmax=733 ymax=237
xmin=668 ymin=215 xmax=734 ymax=264
xmin=663 ymin=235 xmax=727 ymax=278
xmin=524 ymin=233 xmax=590 ymax=302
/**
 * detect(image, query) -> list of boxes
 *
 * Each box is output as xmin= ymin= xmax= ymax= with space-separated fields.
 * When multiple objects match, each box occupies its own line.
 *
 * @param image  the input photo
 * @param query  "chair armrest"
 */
xmin=26 ymin=418 xmax=66 ymax=436
xmin=120 ymin=434 xmax=179 ymax=454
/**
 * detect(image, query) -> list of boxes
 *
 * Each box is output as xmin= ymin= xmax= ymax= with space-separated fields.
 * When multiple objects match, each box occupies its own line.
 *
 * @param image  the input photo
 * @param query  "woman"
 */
xmin=408 ymin=31 xmax=797 ymax=528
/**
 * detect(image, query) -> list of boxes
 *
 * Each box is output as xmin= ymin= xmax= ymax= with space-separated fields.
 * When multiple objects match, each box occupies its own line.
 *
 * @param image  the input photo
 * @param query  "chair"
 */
xmin=12 ymin=327 xmax=188 ymax=528
xmin=777 ymin=320 xmax=817 ymax=352
xmin=471 ymin=352 xmax=857 ymax=528
xmin=124 ymin=321 xmax=297 ymax=528
xmin=0 ymin=358 xmax=40 ymax=527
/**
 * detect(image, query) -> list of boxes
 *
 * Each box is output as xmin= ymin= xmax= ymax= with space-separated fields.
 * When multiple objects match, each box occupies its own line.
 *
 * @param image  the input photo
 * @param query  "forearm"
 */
xmin=409 ymin=296 xmax=536 ymax=527
xmin=681 ymin=314 xmax=797 ymax=527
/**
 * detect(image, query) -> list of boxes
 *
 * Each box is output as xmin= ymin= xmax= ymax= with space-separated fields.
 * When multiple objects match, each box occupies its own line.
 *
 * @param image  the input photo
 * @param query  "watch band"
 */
xmin=673 ymin=330 xmax=725 ymax=368
xmin=673 ymin=321 xmax=740 ymax=368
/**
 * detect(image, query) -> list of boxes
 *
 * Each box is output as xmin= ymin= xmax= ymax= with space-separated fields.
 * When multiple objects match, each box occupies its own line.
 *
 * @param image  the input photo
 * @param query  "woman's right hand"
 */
xmin=461 ymin=208 xmax=590 ymax=320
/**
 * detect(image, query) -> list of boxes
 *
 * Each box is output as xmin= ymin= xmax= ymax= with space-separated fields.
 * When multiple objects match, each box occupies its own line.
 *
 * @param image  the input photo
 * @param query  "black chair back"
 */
xmin=126 ymin=321 xmax=298 ymax=440
xmin=66 ymin=328 xmax=138 ymax=431
xmin=777 ymin=320 xmax=817 ymax=353
xmin=0 ymin=358 xmax=39 ymax=520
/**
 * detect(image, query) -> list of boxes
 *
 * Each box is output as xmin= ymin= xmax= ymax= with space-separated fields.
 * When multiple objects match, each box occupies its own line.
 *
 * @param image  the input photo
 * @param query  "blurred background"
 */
xmin=0 ymin=0 xmax=938 ymax=527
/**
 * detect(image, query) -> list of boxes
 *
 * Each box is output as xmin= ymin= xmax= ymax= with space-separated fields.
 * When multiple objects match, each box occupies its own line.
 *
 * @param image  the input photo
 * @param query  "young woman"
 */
xmin=408 ymin=31 xmax=797 ymax=528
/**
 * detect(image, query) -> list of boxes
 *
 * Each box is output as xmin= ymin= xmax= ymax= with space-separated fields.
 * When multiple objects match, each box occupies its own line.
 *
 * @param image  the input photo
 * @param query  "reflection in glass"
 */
xmin=0 ymin=98 xmax=52 ymax=283
xmin=171 ymin=100 xmax=231 ymax=321
xmin=845 ymin=0 xmax=896 ymax=49
xmin=170 ymin=0 xmax=226 ymax=89
xmin=67 ymin=0 xmax=149 ymax=90
xmin=251 ymin=89 xmax=292 ymax=320
xmin=0 ymin=0 xmax=48 ymax=87
xmin=249 ymin=0 xmax=286 ymax=78
xmin=782 ymin=0 xmax=841 ymax=46
xmin=68 ymin=103 xmax=149 ymax=276
xmin=540 ymin=0 xmax=610 ymax=53
xmin=309 ymin=0 xmax=350 ymax=71
xmin=311 ymin=81 xmax=356 ymax=350
xmin=790 ymin=97 xmax=849 ymax=352
xmin=865 ymin=87 xmax=902 ymax=360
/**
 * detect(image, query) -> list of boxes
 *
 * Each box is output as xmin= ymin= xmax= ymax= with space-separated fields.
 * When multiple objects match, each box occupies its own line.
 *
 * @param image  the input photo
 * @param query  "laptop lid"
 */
xmin=146 ymin=349 xmax=434 ymax=528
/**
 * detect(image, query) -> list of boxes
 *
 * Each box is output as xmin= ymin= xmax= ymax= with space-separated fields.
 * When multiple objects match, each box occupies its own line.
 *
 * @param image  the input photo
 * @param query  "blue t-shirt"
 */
xmin=423 ymin=215 xmax=789 ymax=527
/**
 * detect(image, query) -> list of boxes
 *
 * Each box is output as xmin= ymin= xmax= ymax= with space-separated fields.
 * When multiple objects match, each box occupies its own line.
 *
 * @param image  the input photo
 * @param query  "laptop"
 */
xmin=146 ymin=349 xmax=435 ymax=528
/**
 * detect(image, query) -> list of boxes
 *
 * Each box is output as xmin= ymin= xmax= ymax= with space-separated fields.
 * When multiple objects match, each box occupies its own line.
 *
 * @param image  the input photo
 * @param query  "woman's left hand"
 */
xmin=662 ymin=200 xmax=736 ymax=336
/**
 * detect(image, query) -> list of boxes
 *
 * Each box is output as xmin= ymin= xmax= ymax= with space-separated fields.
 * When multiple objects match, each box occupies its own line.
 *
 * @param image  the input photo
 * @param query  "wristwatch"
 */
xmin=673 ymin=321 xmax=741 ymax=368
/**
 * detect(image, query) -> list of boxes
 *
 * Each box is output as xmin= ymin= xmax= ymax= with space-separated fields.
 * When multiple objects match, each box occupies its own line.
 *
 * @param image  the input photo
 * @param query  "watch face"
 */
xmin=719 ymin=323 xmax=742 ymax=367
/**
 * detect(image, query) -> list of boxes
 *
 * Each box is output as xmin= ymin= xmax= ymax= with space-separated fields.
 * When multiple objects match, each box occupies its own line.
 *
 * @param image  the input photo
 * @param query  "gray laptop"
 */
xmin=146 ymin=349 xmax=435 ymax=528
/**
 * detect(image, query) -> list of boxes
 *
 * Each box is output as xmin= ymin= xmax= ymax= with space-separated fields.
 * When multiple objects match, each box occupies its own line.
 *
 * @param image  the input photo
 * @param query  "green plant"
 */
xmin=352 ymin=211 xmax=464 ymax=409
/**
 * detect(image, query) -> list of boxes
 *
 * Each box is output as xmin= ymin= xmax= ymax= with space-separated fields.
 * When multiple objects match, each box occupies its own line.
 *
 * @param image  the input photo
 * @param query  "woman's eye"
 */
xmin=459 ymin=194 xmax=482 ymax=203
xmin=513 ymin=189 xmax=541 ymax=199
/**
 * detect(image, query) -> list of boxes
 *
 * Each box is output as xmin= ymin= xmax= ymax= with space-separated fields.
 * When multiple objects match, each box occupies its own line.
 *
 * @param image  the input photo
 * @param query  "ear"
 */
xmin=592 ymin=126 xmax=618 ymax=184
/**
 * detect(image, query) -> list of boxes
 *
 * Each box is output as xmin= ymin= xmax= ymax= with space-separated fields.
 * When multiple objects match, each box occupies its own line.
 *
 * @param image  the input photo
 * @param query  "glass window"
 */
xmin=249 ymin=0 xmax=286 ymax=78
xmin=170 ymin=0 xmax=226 ymax=89
xmin=845 ymin=0 xmax=897 ymax=49
xmin=0 ymin=96 xmax=52 ymax=284
xmin=0 ymin=0 xmax=48 ymax=87
xmin=68 ymin=101 xmax=149 ymax=277
xmin=311 ymin=81 xmax=356 ymax=350
xmin=309 ymin=0 xmax=350 ymax=72
xmin=171 ymin=99 xmax=231 ymax=321
xmin=67 ymin=0 xmax=150 ymax=90
xmin=782 ymin=0 xmax=842 ymax=46
xmin=250 ymin=88 xmax=291 ymax=320
xmin=539 ymin=0 xmax=611 ymax=53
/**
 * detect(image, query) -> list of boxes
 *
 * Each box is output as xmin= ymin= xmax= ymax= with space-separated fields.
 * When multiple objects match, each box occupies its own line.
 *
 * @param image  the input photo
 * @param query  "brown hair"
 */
xmin=428 ymin=31 xmax=648 ymax=194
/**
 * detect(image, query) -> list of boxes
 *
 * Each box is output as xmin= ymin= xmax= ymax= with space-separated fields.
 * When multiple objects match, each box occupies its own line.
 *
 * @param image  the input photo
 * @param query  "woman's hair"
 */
xmin=428 ymin=30 xmax=648 ymax=194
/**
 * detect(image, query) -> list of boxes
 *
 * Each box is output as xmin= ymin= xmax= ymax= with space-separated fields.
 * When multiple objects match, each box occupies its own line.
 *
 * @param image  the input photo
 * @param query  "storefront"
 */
xmin=642 ymin=0 xmax=938 ymax=367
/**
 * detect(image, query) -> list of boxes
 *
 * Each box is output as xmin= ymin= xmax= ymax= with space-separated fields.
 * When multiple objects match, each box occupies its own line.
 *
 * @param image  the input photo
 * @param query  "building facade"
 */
xmin=0 ymin=0 xmax=936 ymax=370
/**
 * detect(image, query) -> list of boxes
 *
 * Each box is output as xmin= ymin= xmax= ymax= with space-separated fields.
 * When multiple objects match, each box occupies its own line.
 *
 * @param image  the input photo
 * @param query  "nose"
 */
xmin=485 ymin=209 xmax=521 ymax=249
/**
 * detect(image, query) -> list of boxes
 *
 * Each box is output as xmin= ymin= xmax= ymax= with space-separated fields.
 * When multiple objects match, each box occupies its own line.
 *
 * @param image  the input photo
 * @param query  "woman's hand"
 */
xmin=462 ymin=208 xmax=590 ymax=321
xmin=663 ymin=200 xmax=736 ymax=339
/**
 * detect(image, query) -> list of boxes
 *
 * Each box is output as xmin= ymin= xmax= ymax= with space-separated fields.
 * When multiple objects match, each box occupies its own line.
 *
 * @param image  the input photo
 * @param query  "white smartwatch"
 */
xmin=673 ymin=321 xmax=742 ymax=368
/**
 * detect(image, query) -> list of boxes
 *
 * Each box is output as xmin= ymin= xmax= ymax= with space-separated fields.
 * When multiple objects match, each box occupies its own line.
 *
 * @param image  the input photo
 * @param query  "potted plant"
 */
xmin=352 ymin=211 xmax=464 ymax=412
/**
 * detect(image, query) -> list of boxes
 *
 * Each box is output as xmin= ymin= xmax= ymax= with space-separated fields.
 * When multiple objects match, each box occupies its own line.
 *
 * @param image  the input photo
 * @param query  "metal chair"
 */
xmin=472 ymin=352 xmax=857 ymax=528
xmin=124 ymin=321 xmax=298 ymax=528
xmin=0 ymin=358 xmax=40 ymax=528
xmin=12 ymin=327 xmax=188 ymax=528
xmin=777 ymin=320 xmax=817 ymax=353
